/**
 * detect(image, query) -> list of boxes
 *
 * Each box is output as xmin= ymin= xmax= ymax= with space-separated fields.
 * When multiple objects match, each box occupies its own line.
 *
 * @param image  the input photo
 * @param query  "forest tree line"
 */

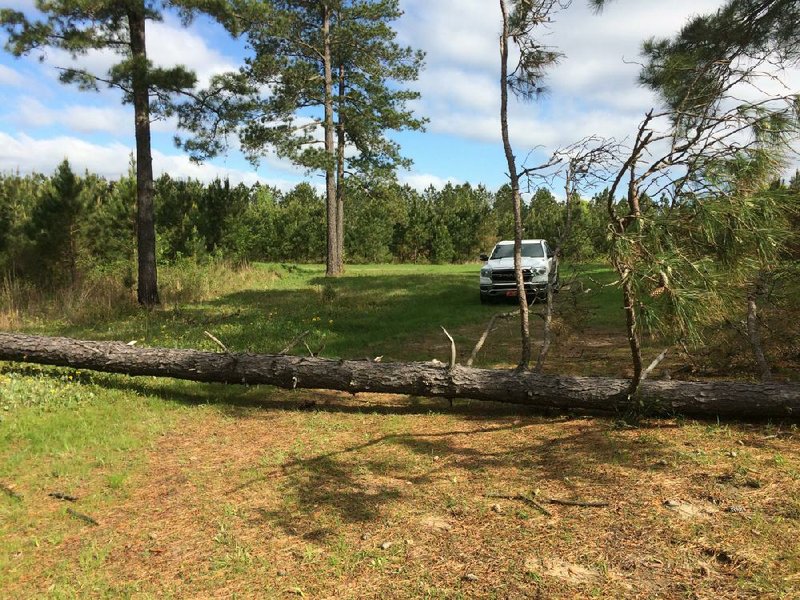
xmin=0 ymin=158 xmax=640 ymax=286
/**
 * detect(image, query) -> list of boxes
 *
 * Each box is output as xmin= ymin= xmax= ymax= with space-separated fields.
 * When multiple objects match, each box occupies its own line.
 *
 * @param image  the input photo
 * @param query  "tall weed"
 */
xmin=0 ymin=259 xmax=274 ymax=330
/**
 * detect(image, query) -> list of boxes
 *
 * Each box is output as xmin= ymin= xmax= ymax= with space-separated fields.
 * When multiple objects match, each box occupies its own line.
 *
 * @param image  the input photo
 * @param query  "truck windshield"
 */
xmin=490 ymin=243 xmax=544 ymax=259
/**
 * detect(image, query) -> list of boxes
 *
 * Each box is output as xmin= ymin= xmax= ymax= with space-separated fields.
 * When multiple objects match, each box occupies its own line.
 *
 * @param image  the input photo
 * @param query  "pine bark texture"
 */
xmin=1 ymin=333 xmax=798 ymax=419
xmin=747 ymin=277 xmax=772 ymax=382
xmin=499 ymin=0 xmax=532 ymax=368
xmin=128 ymin=8 xmax=159 ymax=307
xmin=322 ymin=5 xmax=341 ymax=277
xmin=335 ymin=63 xmax=346 ymax=274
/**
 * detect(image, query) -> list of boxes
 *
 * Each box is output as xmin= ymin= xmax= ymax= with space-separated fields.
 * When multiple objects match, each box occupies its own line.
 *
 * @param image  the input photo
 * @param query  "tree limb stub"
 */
xmin=0 ymin=333 xmax=797 ymax=419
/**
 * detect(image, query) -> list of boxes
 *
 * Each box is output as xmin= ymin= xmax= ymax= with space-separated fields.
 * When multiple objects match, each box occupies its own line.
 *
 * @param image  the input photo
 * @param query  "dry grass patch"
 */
xmin=5 ymin=389 xmax=798 ymax=598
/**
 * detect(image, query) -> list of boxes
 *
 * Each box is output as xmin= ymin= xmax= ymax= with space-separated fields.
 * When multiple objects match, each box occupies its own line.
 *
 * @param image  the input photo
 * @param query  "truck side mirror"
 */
xmin=479 ymin=253 xmax=489 ymax=261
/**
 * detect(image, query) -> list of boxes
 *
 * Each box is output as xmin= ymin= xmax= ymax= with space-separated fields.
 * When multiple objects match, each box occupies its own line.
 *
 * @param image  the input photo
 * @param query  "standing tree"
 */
xmin=593 ymin=0 xmax=800 ymax=399
xmin=180 ymin=0 xmax=425 ymax=277
xmin=498 ymin=0 xmax=565 ymax=368
xmin=0 ymin=1 xmax=222 ymax=306
xmin=524 ymin=137 xmax=619 ymax=371
xmin=26 ymin=160 xmax=85 ymax=284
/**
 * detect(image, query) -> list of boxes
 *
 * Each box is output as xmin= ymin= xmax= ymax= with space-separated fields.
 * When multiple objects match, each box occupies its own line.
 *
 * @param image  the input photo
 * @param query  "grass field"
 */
xmin=1 ymin=262 xmax=799 ymax=598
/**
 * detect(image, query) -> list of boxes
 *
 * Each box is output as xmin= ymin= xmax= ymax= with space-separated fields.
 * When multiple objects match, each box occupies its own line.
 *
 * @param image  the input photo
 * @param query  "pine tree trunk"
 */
xmin=335 ymin=63 xmax=346 ymax=274
xmin=499 ymin=0 xmax=531 ymax=369
xmin=322 ymin=4 xmax=341 ymax=277
xmin=535 ymin=255 xmax=556 ymax=372
xmin=622 ymin=274 xmax=643 ymax=394
xmin=1 ymin=332 xmax=798 ymax=419
xmin=128 ymin=7 xmax=159 ymax=306
xmin=747 ymin=275 xmax=772 ymax=381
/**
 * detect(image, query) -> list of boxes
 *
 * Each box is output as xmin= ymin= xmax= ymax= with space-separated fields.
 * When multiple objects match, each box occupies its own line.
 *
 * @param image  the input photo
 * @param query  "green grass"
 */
xmin=18 ymin=262 xmax=622 ymax=362
xmin=24 ymin=264 xmax=477 ymax=355
xmin=1 ymin=261 xmax=798 ymax=598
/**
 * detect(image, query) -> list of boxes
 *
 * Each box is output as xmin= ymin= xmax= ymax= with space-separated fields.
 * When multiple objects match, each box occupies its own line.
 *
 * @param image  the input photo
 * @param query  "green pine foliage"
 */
xmin=0 ymin=166 xmax=612 ymax=285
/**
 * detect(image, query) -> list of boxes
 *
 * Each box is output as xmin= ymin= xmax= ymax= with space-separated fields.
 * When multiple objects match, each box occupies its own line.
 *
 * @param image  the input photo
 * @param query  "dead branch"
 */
xmin=49 ymin=492 xmax=78 ymax=502
xmin=641 ymin=348 xmax=670 ymax=382
xmin=441 ymin=326 xmax=456 ymax=369
xmin=303 ymin=340 xmax=326 ymax=358
xmin=66 ymin=508 xmax=99 ymax=526
xmin=546 ymin=497 xmax=609 ymax=508
xmin=280 ymin=330 xmax=311 ymax=355
xmin=1 ymin=482 xmax=22 ymax=501
xmin=467 ymin=311 xmax=515 ymax=367
xmin=485 ymin=493 xmax=553 ymax=516
xmin=204 ymin=330 xmax=229 ymax=353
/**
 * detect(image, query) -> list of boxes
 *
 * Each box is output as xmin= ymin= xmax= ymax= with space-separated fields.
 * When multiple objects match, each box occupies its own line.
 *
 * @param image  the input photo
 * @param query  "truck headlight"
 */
xmin=533 ymin=267 xmax=546 ymax=276
xmin=480 ymin=267 xmax=492 ymax=278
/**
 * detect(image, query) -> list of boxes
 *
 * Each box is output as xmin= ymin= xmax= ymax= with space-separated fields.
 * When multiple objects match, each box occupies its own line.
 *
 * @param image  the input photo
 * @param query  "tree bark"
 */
xmin=535 ymin=266 xmax=555 ymax=371
xmin=747 ymin=275 xmax=772 ymax=381
xmin=127 ymin=8 xmax=159 ymax=306
xmin=536 ymin=170 xmax=574 ymax=372
xmin=0 ymin=332 xmax=797 ymax=419
xmin=499 ymin=0 xmax=532 ymax=369
xmin=322 ymin=3 xmax=341 ymax=277
xmin=335 ymin=62 xmax=346 ymax=275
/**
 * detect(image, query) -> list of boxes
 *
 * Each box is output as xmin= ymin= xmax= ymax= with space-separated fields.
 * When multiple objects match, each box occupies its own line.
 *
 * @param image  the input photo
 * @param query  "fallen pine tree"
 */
xmin=0 ymin=332 xmax=797 ymax=419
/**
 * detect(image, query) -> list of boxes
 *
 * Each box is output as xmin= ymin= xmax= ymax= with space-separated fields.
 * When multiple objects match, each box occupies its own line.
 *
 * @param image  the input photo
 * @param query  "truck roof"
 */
xmin=494 ymin=239 xmax=545 ymax=245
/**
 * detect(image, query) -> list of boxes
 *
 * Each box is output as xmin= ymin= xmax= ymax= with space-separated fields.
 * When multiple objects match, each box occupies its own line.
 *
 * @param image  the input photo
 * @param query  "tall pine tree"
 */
xmin=1 ymin=1 xmax=225 ymax=305
xmin=180 ymin=0 xmax=425 ymax=276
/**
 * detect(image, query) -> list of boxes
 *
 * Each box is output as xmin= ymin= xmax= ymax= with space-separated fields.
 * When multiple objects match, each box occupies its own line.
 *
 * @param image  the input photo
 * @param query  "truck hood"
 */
xmin=485 ymin=257 xmax=547 ymax=270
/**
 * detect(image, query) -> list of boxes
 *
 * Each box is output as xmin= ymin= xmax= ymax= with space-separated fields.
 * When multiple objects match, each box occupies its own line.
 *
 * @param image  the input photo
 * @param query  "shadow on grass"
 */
xmin=43 ymin=269 xmax=517 ymax=364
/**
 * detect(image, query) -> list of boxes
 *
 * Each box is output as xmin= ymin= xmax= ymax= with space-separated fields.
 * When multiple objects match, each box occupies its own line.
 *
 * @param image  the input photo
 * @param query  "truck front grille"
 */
xmin=491 ymin=269 xmax=531 ymax=283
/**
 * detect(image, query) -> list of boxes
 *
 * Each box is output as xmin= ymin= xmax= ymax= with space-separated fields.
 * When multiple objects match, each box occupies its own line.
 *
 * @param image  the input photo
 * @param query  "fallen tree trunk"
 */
xmin=0 ymin=332 xmax=797 ymax=418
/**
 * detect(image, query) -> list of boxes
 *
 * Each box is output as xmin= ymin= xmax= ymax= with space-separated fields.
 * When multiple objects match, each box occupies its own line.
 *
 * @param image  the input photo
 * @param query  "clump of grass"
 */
xmin=0 ymin=267 xmax=133 ymax=328
xmin=0 ymin=259 xmax=278 ymax=331
xmin=320 ymin=281 xmax=338 ymax=305
xmin=0 ymin=275 xmax=26 ymax=330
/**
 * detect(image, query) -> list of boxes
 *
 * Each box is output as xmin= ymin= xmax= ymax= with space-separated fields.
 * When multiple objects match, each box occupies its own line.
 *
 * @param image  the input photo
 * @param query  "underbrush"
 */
xmin=0 ymin=259 xmax=277 ymax=330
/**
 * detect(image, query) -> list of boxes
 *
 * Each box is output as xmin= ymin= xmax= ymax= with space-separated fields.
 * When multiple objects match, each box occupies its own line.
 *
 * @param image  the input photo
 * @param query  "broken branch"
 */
xmin=0 ymin=482 xmax=22 ymax=501
xmin=546 ymin=497 xmax=609 ymax=508
xmin=467 ymin=311 xmax=515 ymax=367
xmin=204 ymin=330 xmax=229 ymax=353
xmin=66 ymin=508 xmax=99 ymax=526
xmin=49 ymin=492 xmax=78 ymax=502
xmin=484 ymin=493 xmax=553 ymax=517
xmin=441 ymin=326 xmax=456 ymax=369
xmin=280 ymin=330 xmax=311 ymax=355
xmin=642 ymin=348 xmax=670 ymax=381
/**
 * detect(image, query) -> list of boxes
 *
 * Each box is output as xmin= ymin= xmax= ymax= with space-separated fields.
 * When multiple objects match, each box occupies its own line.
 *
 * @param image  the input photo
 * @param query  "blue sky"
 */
xmin=0 ymin=0 xmax=796 ymax=193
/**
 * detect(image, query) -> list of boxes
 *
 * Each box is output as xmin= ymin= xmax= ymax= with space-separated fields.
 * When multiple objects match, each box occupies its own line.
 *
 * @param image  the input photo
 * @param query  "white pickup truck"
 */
xmin=479 ymin=239 xmax=557 ymax=303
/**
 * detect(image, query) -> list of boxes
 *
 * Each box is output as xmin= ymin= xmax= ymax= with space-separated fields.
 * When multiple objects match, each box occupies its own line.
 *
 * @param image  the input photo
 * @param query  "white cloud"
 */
xmin=418 ymin=66 xmax=498 ymax=113
xmin=17 ymin=97 xmax=124 ymax=133
xmin=0 ymin=132 xmax=302 ymax=189
xmin=0 ymin=64 xmax=24 ymax=87
xmin=0 ymin=132 xmax=133 ymax=176
xmin=13 ymin=96 xmax=179 ymax=135
xmin=148 ymin=20 xmax=238 ymax=88
xmin=397 ymin=0 xmax=800 ymax=160
xmin=36 ymin=15 xmax=238 ymax=91
xmin=399 ymin=0 xmax=500 ymax=73
xmin=399 ymin=172 xmax=461 ymax=191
